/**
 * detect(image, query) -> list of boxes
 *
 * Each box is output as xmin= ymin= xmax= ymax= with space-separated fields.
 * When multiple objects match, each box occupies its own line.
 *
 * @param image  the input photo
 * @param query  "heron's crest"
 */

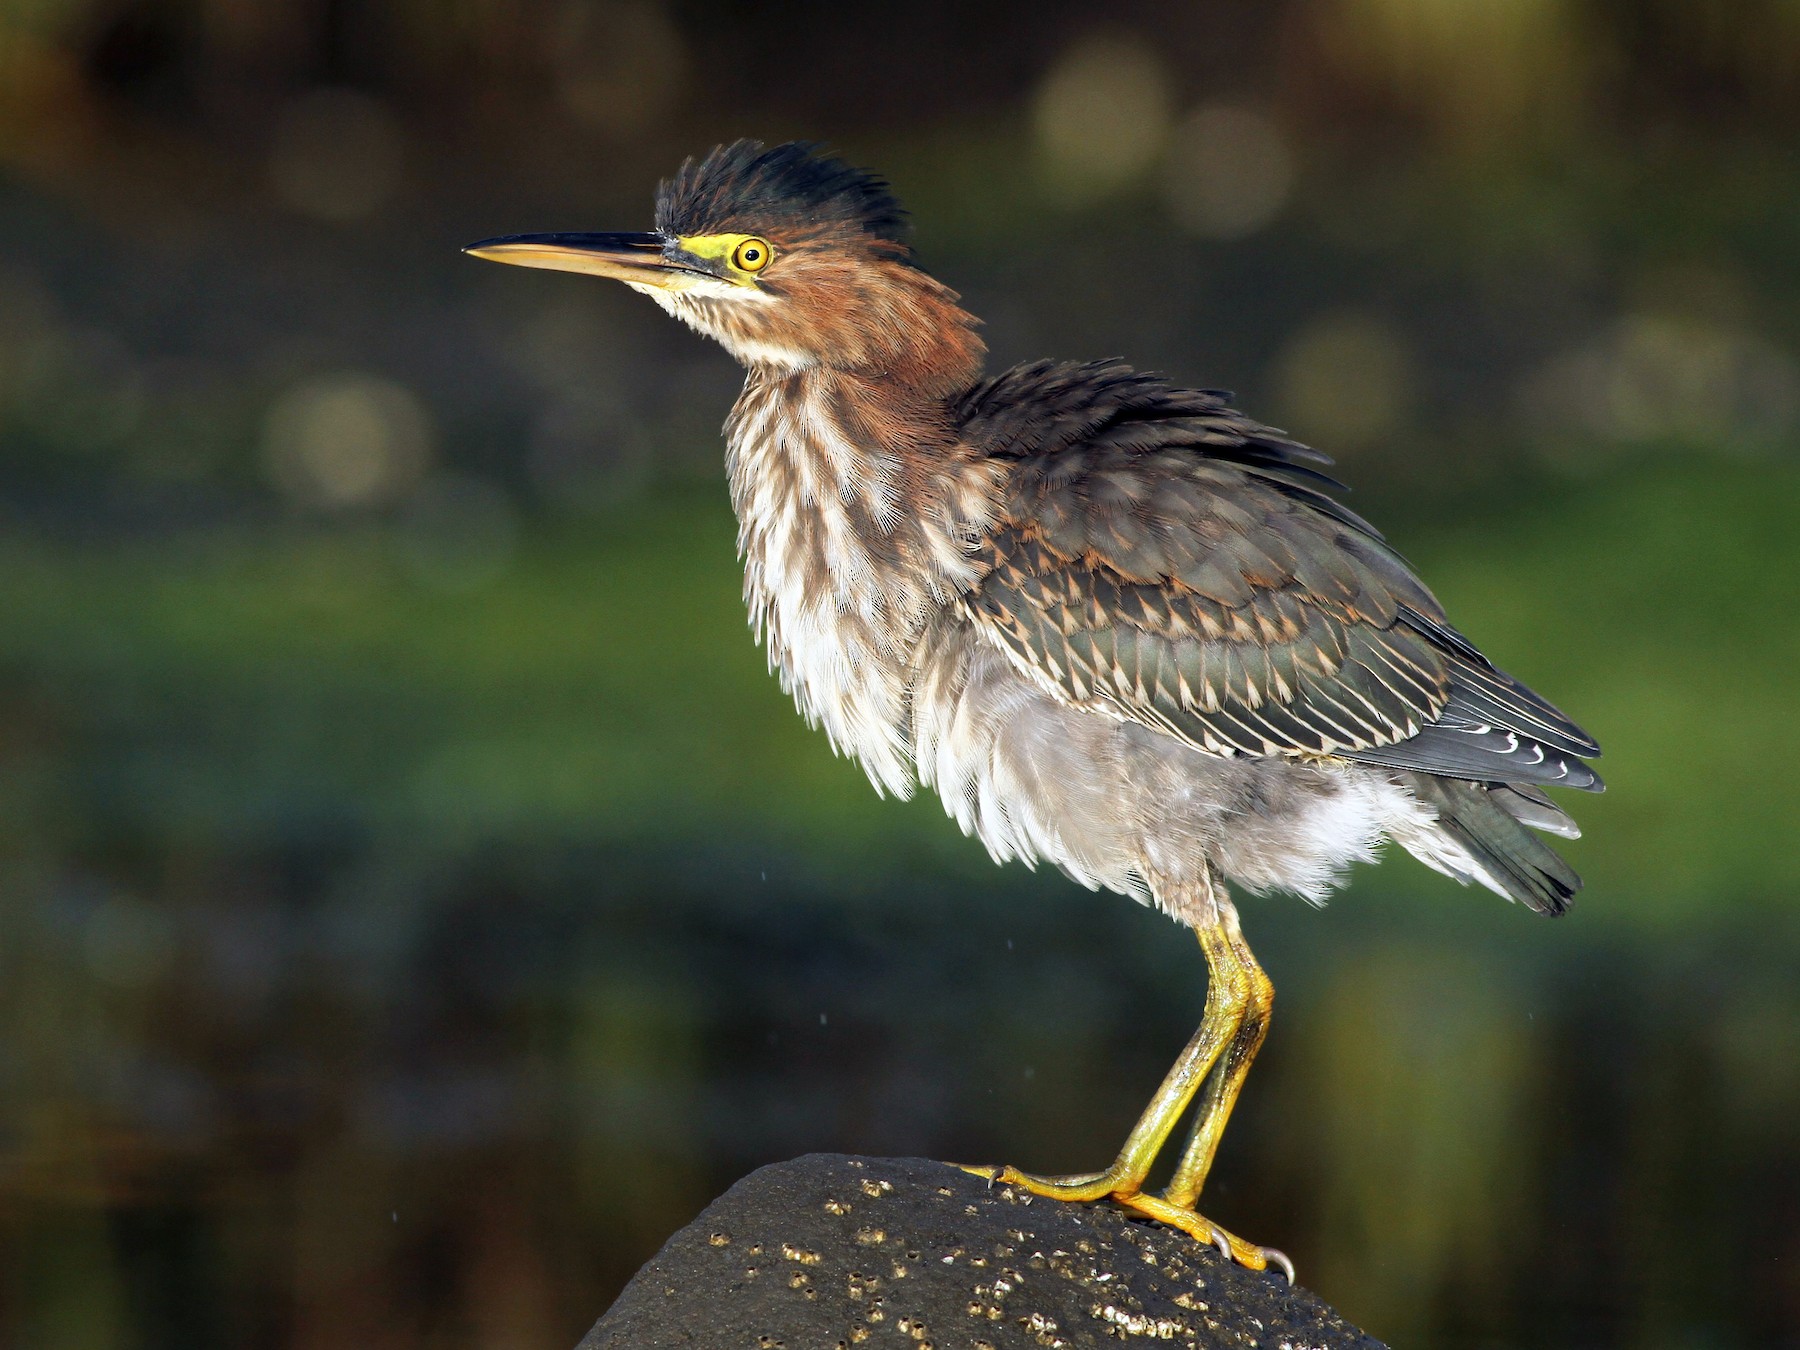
xmin=656 ymin=141 xmax=910 ymax=248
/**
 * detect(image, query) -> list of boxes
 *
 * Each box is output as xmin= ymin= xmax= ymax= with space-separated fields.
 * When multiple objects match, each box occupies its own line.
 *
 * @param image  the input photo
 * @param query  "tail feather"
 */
xmin=1490 ymin=783 xmax=1581 ymax=840
xmin=1400 ymin=773 xmax=1583 ymax=916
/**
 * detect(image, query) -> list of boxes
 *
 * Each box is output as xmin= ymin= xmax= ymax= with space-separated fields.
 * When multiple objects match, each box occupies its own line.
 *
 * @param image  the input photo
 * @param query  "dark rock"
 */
xmin=578 ymin=1154 xmax=1384 ymax=1349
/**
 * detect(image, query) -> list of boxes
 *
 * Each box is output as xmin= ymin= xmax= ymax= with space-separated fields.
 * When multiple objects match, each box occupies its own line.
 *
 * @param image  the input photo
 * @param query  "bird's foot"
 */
xmin=1114 ymin=1190 xmax=1295 ymax=1283
xmin=956 ymin=1164 xmax=1293 ymax=1282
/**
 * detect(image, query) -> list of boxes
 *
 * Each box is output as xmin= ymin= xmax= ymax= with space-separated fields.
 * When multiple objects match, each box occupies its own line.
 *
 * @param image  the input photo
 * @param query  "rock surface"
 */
xmin=578 ymin=1154 xmax=1384 ymax=1349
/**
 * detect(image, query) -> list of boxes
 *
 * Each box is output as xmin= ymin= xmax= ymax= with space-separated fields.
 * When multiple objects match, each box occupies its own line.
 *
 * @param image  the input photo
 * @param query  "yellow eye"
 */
xmin=732 ymin=237 xmax=772 ymax=272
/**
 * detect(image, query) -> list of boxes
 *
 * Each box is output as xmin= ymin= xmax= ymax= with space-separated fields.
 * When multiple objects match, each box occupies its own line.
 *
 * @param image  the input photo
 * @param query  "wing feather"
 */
xmin=956 ymin=359 xmax=1603 ymax=792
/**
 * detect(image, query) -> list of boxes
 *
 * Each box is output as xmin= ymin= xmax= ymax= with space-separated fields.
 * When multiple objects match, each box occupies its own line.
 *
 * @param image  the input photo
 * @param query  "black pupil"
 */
xmin=743 ymin=247 xmax=760 ymax=262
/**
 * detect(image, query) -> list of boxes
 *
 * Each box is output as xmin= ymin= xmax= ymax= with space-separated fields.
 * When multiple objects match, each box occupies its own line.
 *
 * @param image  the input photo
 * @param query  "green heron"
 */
xmin=467 ymin=141 xmax=1600 ymax=1280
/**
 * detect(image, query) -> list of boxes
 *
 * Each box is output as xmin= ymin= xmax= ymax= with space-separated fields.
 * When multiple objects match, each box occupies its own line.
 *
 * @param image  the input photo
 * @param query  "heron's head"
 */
xmin=467 ymin=141 xmax=984 ymax=391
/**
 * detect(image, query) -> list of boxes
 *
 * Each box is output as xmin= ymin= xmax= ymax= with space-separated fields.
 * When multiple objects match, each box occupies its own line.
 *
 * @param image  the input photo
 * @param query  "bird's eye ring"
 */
xmin=733 ymin=237 xmax=772 ymax=272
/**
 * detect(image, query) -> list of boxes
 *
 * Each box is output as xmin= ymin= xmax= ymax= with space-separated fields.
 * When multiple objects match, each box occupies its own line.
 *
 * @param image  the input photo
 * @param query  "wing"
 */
xmin=955 ymin=360 xmax=1602 ymax=791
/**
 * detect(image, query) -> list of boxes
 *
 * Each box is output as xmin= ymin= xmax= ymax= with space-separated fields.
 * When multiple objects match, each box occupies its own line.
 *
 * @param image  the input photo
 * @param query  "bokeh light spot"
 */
xmin=1520 ymin=313 xmax=1800 ymax=456
xmin=1032 ymin=34 xmax=1174 ymax=205
xmin=262 ymin=371 xmax=433 ymax=509
xmin=1163 ymin=105 xmax=1295 ymax=240
xmin=1273 ymin=310 xmax=1415 ymax=452
xmin=1316 ymin=0 xmax=1584 ymax=149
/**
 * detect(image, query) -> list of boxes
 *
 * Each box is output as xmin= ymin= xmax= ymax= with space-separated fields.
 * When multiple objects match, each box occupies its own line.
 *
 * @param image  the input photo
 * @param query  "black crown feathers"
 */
xmin=655 ymin=141 xmax=910 ymax=246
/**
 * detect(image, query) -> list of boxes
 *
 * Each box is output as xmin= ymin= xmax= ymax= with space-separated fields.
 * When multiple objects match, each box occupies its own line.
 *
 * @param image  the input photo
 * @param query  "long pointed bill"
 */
xmin=463 ymin=231 xmax=700 ymax=291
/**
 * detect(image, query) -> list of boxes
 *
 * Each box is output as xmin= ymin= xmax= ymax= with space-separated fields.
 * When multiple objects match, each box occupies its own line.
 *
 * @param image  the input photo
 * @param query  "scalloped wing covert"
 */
xmin=956 ymin=360 xmax=1602 ymax=791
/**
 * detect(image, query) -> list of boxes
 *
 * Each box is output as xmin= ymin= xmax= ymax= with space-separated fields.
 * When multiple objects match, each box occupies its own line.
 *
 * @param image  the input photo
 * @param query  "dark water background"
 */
xmin=1 ymin=2 xmax=1798 ymax=1345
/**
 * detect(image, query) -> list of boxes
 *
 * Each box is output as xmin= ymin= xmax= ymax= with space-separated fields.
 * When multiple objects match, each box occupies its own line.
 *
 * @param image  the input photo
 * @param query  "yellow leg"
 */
xmin=1126 ymin=908 xmax=1291 ymax=1280
xmin=963 ymin=960 xmax=1241 ymax=1202
xmin=961 ymin=899 xmax=1292 ymax=1280
xmin=1162 ymin=909 xmax=1273 ymax=1209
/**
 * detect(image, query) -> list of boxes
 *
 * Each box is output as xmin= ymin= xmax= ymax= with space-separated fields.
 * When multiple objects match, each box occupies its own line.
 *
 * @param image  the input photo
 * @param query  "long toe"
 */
xmin=955 ymin=1163 xmax=1131 ymax=1204
xmin=1114 ymin=1191 xmax=1295 ymax=1282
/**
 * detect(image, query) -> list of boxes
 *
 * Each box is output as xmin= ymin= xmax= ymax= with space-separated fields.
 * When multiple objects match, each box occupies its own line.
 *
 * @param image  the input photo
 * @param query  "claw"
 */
xmin=1209 ymin=1228 xmax=1232 ymax=1261
xmin=956 ymin=1163 xmax=1000 ymax=1188
xmin=1263 ymin=1246 xmax=1296 ymax=1285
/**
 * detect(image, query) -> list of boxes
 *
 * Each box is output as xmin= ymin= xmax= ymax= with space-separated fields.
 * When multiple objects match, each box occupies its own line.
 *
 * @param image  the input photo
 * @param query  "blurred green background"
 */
xmin=1 ymin=0 xmax=1797 ymax=1345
